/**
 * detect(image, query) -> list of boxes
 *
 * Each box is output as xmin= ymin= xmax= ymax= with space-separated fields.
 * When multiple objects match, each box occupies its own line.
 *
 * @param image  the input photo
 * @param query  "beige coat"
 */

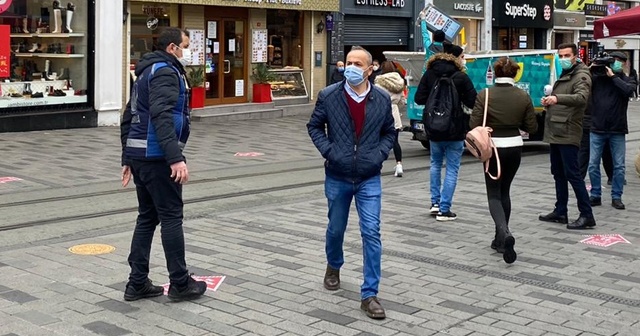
xmin=375 ymin=72 xmax=406 ymax=130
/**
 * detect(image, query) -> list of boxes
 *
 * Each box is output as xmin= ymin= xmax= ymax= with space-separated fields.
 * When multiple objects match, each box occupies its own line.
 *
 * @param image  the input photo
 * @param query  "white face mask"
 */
xmin=179 ymin=48 xmax=192 ymax=67
xmin=372 ymin=65 xmax=379 ymax=71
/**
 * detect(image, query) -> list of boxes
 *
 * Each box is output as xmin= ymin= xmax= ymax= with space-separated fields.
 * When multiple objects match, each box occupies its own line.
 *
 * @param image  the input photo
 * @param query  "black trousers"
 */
xmin=484 ymin=147 xmax=521 ymax=237
xmin=128 ymin=160 xmax=189 ymax=286
xmin=393 ymin=129 xmax=402 ymax=162
xmin=550 ymin=144 xmax=593 ymax=218
xmin=578 ymin=128 xmax=613 ymax=181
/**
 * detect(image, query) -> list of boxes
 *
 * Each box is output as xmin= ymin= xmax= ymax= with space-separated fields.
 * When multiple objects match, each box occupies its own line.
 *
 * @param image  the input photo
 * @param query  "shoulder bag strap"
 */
xmin=483 ymin=88 xmax=502 ymax=180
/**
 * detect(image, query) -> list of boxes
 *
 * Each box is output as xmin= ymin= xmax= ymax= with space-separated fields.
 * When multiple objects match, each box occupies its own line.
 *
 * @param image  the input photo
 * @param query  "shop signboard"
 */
xmin=433 ymin=0 xmax=484 ymax=18
xmin=0 ymin=25 xmax=9 ymax=80
xmin=140 ymin=0 xmax=339 ymax=12
xmin=584 ymin=4 xmax=607 ymax=16
xmin=493 ymin=0 xmax=554 ymax=29
xmin=554 ymin=0 xmax=594 ymax=11
xmin=0 ymin=0 xmax=12 ymax=14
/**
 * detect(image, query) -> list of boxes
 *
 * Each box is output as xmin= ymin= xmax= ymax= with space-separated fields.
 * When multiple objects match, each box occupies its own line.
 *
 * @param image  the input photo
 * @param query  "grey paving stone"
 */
xmin=400 ymin=240 xmax=439 ymax=249
xmin=1 ymin=334 xmax=20 ymax=336
xmin=237 ymin=289 xmax=280 ymax=303
xmin=197 ymin=320 xmax=246 ymax=336
xmin=540 ymin=237 xmax=575 ymax=245
xmin=519 ymin=257 xmax=568 ymax=269
xmin=106 ymin=281 xmax=127 ymax=292
xmin=239 ymin=241 xmax=301 ymax=256
xmin=0 ymin=262 xmax=7 ymax=268
xmin=437 ymin=300 xmax=489 ymax=316
xmin=267 ymin=259 xmax=306 ymax=270
xmin=45 ymin=282 xmax=82 ymax=295
xmin=515 ymin=272 xmax=562 ymax=284
xmin=237 ymin=273 xmax=278 ymax=285
xmin=13 ymin=310 xmax=61 ymax=326
xmin=601 ymin=272 xmax=640 ymax=284
xmin=96 ymin=299 xmax=140 ymax=314
xmin=306 ymin=308 xmax=357 ymax=326
xmin=0 ymin=290 xmax=39 ymax=304
xmin=584 ymin=248 xmax=636 ymax=260
xmin=335 ymin=290 xmax=420 ymax=315
xmin=185 ymin=244 xmax=218 ymax=256
xmin=525 ymin=292 xmax=576 ymax=305
xmin=0 ymin=285 xmax=11 ymax=293
xmin=83 ymin=321 xmax=132 ymax=336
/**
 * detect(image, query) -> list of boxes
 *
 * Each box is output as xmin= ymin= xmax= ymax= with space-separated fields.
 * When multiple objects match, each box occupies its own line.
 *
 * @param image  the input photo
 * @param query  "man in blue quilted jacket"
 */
xmin=307 ymin=46 xmax=396 ymax=320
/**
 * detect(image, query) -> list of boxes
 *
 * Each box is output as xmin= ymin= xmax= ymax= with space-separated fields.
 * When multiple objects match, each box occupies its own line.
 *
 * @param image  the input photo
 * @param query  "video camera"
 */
xmin=591 ymin=51 xmax=614 ymax=76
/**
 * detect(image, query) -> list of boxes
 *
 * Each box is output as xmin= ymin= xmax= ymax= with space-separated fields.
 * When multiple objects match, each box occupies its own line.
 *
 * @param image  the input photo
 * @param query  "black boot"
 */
xmin=495 ymin=223 xmax=517 ymax=264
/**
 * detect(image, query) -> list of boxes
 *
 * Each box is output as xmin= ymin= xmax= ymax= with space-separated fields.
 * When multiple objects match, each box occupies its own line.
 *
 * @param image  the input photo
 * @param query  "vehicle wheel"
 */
xmin=420 ymin=140 xmax=430 ymax=151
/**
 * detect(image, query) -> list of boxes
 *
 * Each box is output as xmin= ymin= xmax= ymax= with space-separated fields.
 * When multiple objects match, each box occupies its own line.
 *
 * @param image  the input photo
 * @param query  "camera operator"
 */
xmin=587 ymin=51 xmax=636 ymax=210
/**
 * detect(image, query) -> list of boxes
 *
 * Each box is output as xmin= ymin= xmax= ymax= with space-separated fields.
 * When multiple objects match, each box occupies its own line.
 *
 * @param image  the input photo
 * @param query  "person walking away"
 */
xmin=414 ymin=44 xmax=477 ymax=221
xmin=120 ymin=27 xmax=207 ymax=302
xmin=375 ymin=62 xmax=406 ymax=177
xmin=330 ymin=61 xmax=345 ymax=84
xmin=539 ymin=43 xmax=596 ymax=230
xmin=470 ymin=57 xmax=538 ymax=264
xmin=587 ymin=51 xmax=636 ymax=210
xmin=307 ymin=46 xmax=396 ymax=319
xmin=629 ymin=66 xmax=638 ymax=101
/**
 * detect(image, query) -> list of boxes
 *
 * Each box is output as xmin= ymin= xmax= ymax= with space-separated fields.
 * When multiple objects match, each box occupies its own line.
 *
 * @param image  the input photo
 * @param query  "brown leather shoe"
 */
xmin=323 ymin=265 xmax=340 ymax=290
xmin=361 ymin=296 xmax=386 ymax=319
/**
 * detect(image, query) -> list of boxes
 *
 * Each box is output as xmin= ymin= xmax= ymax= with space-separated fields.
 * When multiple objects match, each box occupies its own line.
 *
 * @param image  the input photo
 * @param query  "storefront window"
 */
xmin=130 ymin=2 xmax=175 ymax=65
xmin=1 ymin=0 xmax=89 ymax=111
xmin=266 ymin=10 xmax=303 ymax=68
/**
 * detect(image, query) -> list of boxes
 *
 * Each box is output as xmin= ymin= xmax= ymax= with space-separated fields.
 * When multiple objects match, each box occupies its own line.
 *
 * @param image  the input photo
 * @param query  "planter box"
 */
xmin=191 ymin=87 xmax=205 ymax=108
xmin=252 ymin=83 xmax=272 ymax=103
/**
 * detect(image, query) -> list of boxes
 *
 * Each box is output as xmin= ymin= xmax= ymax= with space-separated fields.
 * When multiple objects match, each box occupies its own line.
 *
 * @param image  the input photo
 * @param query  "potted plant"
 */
xmin=187 ymin=66 xmax=205 ymax=108
xmin=251 ymin=63 xmax=277 ymax=103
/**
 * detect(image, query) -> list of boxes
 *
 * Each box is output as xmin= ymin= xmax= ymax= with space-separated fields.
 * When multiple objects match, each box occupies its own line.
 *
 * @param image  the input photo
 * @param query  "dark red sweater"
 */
xmin=345 ymin=90 xmax=367 ymax=139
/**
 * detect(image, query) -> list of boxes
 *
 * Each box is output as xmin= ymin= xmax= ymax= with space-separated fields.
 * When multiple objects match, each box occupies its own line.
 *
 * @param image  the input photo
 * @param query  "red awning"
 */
xmin=594 ymin=6 xmax=640 ymax=39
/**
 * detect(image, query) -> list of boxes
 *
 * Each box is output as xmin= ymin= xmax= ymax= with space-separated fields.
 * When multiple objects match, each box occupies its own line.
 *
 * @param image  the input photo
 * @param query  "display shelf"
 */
xmin=10 ymin=33 xmax=85 ymax=38
xmin=268 ymin=68 xmax=308 ymax=98
xmin=13 ymin=53 xmax=85 ymax=58
xmin=0 ymin=95 xmax=87 ymax=108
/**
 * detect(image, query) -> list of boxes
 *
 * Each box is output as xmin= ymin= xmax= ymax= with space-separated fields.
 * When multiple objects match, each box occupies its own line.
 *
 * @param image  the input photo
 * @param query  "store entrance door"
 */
xmin=205 ymin=8 xmax=248 ymax=105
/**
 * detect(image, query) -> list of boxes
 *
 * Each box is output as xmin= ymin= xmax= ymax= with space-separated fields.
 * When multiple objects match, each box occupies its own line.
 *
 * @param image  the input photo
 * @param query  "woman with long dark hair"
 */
xmin=470 ymin=57 xmax=538 ymax=264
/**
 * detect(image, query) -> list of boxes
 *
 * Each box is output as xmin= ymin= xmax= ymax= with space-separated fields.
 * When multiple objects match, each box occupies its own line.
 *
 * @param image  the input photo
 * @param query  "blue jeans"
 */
xmin=324 ymin=174 xmax=382 ymax=300
xmin=430 ymin=140 xmax=464 ymax=213
xmin=589 ymin=132 xmax=626 ymax=200
xmin=549 ymin=144 xmax=593 ymax=218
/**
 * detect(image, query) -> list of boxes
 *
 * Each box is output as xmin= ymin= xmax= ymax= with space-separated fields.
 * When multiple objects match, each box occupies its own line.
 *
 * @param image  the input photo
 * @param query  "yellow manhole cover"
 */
xmin=69 ymin=244 xmax=115 ymax=255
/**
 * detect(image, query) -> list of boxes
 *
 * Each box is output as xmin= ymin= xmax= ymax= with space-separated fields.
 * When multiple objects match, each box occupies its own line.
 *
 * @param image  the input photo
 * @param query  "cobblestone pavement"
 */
xmin=0 ymin=105 xmax=640 ymax=336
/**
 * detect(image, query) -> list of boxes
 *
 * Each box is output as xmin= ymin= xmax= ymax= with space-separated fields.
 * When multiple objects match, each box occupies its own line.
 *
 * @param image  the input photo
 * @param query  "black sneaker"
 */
xmin=429 ymin=204 xmax=440 ymax=216
xmin=436 ymin=211 xmax=457 ymax=221
xmin=167 ymin=275 xmax=207 ymax=302
xmin=538 ymin=211 xmax=568 ymax=224
xmin=612 ymin=199 xmax=625 ymax=210
xmin=124 ymin=279 xmax=163 ymax=301
xmin=590 ymin=196 xmax=602 ymax=206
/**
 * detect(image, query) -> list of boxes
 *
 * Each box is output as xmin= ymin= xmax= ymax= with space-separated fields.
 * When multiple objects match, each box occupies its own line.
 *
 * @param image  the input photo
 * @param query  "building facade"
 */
xmin=432 ymin=0 xmax=485 ymax=51
xmin=492 ymin=0 xmax=554 ymax=50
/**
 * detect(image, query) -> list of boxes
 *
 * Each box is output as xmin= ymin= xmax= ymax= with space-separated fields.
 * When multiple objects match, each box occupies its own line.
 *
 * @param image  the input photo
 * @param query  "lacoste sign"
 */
xmin=453 ymin=3 xmax=483 ymax=13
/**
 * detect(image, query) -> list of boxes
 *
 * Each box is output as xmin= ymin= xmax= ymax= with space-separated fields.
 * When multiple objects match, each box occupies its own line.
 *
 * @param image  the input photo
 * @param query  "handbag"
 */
xmin=465 ymin=88 xmax=501 ymax=180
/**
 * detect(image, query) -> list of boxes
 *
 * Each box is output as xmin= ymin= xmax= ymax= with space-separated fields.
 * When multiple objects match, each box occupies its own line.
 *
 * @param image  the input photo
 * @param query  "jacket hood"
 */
xmin=374 ymin=72 xmax=405 ymax=94
xmin=135 ymin=50 xmax=185 ymax=76
xmin=426 ymin=52 xmax=464 ymax=77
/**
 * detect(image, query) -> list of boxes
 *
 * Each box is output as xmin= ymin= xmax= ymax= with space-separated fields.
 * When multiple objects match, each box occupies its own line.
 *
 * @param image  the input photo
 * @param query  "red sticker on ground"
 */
xmin=161 ymin=275 xmax=225 ymax=295
xmin=0 ymin=177 xmax=22 ymax=184
xmin=234 ymin=152 xmax=264 ymax=157
xmin=580 ymin=234 xmax=631 ymax=247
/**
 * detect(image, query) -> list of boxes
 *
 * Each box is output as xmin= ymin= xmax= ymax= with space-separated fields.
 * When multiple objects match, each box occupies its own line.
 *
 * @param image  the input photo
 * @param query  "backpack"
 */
xmin=465 ymin=88 xmax=501 ymax=180
xmin=423 ymin=74 xmax=460 ymax=140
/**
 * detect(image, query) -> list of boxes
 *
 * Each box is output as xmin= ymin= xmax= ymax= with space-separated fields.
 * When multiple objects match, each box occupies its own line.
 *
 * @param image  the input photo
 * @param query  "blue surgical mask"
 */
xmin=344 ymin=65 xmax=366 ymax=86
xmin=337 ymin=67 xmax=345 ymax=73
xmin=612 ymin=60 xmax=623 ymax=73
xmin=559 ymin=58 xmax=573 ymax=70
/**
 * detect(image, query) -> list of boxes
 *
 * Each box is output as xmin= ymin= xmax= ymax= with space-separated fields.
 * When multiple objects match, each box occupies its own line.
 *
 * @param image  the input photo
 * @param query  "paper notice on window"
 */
xmin=235 ymin=80 xmax=244 ymax=97
xmin=213 ymin=42 xmax=219 ymax=54
xmin=229 ymin=39 xmax=235 ymax=52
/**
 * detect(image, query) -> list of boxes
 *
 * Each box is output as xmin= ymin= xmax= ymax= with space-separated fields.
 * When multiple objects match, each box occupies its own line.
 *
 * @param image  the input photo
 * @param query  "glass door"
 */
xmin=204 ymin=18 xmax=246 ymax=105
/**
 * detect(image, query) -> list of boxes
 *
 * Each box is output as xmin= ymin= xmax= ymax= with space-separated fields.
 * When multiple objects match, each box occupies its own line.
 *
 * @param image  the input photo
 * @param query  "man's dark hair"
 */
xmin=157 ymin=27 xmax=188 ymax=50
xmin=557 ymin=43 xmax=578 ymax=56
xmin=433 ymin=30 xmax=446 ymax=43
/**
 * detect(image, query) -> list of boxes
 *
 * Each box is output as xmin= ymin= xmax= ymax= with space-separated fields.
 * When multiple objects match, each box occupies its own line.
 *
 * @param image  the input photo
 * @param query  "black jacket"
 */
xmin=121 ymin=51 xmax=190 ymax=166
xmin=587 ymin=71 xmax=636 ymax=134
xmin=307 ymin=82 xmax=396 ymax=183
xmin=330 ymin=69 xmax=344 ymax=85
xmin=414 ymin=53 xmax=477 ymax=141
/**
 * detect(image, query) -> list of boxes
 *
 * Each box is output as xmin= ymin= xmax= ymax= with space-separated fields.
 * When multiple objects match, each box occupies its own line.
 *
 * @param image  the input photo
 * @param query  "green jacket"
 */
xmin=543 ymin=63 xmax=591 ymax=146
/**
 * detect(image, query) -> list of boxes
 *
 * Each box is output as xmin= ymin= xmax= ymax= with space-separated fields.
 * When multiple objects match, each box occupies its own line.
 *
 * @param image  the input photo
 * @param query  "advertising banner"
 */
xmin=0 ymin=25 xmax=10 ymax=80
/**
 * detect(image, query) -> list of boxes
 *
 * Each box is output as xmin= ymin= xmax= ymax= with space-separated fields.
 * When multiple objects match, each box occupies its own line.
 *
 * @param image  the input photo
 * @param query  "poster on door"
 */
xmin=252 ymin=29 xmax=268 ymax=63
xmin=0 ymin=25 xmax=10 ymax=79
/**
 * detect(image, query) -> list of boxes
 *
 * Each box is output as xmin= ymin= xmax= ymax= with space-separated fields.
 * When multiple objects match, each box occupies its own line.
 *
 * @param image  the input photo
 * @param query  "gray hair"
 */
xmin=349 ymin=46 xmax=373 ymax=66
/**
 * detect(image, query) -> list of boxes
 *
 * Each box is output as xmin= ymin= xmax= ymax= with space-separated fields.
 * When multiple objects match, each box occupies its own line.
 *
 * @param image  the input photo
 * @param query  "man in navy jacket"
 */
xmin=307 ymin=46 xmax=395 ymax=320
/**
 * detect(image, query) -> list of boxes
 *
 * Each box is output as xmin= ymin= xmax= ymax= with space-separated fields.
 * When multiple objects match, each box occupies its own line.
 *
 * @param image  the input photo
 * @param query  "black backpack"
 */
xmin=423 ymin=74 xmax=460 ymax=140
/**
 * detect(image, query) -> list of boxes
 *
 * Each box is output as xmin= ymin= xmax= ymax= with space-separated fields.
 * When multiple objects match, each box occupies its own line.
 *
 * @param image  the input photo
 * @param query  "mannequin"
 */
xmin=66 ymin=2 xmax=75 ymax=33
xmin=52 ymin=1 xmax=62 ymax=34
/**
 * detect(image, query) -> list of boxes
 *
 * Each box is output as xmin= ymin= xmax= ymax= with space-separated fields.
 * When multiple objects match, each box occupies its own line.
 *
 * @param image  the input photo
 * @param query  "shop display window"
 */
xmin=266 ymin=10 xmax=303 ymax=69
xmin=268 ymin=68 xmax=307 ymax=98
xmin=1 ymin=0 xmax=89 ymax=110
xmin=129 ymin=2 xmax=175 ymax=66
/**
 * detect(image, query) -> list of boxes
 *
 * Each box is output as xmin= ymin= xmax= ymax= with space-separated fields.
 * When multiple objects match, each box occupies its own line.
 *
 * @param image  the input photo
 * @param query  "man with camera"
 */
xmin=587 ymin=51 xmax=636 ymax=210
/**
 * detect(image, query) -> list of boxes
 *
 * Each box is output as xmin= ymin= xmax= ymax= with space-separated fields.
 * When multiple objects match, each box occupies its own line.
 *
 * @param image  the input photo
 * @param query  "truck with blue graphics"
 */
xmin=384 ymin=50 xmax=558 ymax=149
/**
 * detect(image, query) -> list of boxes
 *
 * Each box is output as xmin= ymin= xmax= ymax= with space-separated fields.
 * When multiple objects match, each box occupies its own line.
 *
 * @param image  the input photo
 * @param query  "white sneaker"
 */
xmin=436 ymin=211 xmax=458 ymax=221
xmin=429 ymin=204 xmax=439 ymax=216
xmin=637 ymin=98 xmax=640 ymax=101
xmin=394 ymin=164 xmax=403 ymax=177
